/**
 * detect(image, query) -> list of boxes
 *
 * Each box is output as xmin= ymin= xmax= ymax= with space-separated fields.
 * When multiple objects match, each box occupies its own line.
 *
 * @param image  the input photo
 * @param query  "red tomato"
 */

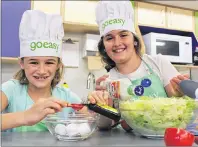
xmin=164 ymin=128 xmax=195 ymax=146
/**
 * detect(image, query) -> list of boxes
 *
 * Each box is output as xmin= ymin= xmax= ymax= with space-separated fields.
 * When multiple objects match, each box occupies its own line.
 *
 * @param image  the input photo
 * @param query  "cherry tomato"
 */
xmin=164 ymin=128 xmax=195 ymax=146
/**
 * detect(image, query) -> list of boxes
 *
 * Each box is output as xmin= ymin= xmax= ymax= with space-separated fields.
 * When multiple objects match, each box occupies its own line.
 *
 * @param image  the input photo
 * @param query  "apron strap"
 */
xmin=140 ymin=57 xmax=154 ymax=75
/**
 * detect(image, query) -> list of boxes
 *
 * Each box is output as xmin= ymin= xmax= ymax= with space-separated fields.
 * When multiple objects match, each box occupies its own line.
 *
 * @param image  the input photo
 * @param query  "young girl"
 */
xmin=1 ymin=10 xmax=108 ymax=132
xmin=88 ymin=1 xmax=189 ymax=130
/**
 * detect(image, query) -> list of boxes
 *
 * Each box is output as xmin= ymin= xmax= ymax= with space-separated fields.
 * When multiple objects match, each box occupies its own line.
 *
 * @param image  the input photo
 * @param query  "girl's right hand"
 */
xmin=170 ymin=74 xmax=190 ymax=96
xmin=23 ymin=98 xmax=68 ymax=126
xmin=95 ymin=75 xmax=109 ymax=91
xmin=88 ymin=91 xmax=109 ymax=105
xmin=88 ymin=90 xmax=113 ymax=107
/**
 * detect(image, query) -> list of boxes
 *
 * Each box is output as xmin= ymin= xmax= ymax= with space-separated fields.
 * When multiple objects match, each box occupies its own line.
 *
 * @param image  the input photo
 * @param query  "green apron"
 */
xmin=113 ymin=59 xmax=168 ymax=108
xmin=113 ymin=59 xmax=168 ymax=130
xmin=126 ymin=59 xmax=168 ymax=99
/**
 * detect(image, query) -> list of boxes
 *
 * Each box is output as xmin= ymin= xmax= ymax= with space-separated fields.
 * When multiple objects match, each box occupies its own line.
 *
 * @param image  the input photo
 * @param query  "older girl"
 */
xmin=88 ymin=1 xmax=189 ymax=130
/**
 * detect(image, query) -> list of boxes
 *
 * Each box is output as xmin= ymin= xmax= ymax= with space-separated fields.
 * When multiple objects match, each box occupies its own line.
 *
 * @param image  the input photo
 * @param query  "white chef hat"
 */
xmin=95 ymin=1 xmax=136 ymax=37
xmin=19 ymin=10 xmax=64 ymax=58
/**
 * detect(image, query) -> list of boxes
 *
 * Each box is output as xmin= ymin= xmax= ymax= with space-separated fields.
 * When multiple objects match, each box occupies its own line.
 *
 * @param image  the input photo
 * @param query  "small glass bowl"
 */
xmin=44 ymin=112 xmax=99 ymax=141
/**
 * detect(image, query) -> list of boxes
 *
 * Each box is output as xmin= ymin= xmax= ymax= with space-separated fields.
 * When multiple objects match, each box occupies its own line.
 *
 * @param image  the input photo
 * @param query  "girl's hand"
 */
xmin=170 ymin=74 xmax=190 ymax=96
xmin=23 ymin=98 xmax=68 ymax=126
xmin=95 ymin=75 xmax=109 ymax=91
xmin=88 ymin=91 xmax=109 ymax=105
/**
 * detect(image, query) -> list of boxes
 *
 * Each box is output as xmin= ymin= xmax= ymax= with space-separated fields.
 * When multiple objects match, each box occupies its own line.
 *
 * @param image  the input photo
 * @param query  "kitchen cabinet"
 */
xmin=64 ymin=1 xmax=97 ymax=26
xmin=136 ymin=2 xmax=166 ymax=28
xmin=167 ymin=7 xmax=194 ymax=32
xmin=2 ymin=1 xmax=31 ymax=57
xmin=63 ymin=1 xmax=135 ymax=34
xmin=195 ymin=11 xmax=198 ymax=39
xmin=87 ymin=56 xmax=104 ymax=70
xmin=31 ymin=1 xmax=62 ymax=16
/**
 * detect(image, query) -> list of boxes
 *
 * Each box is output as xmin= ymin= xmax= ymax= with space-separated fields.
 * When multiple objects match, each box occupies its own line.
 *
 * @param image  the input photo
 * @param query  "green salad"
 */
xmin=119 ymin=96 xmax=197 ymax=132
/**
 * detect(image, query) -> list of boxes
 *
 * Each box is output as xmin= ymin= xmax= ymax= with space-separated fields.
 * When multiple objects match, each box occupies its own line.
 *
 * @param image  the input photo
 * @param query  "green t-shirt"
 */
xmin=1 ymin=79 xmax=82 ymax=132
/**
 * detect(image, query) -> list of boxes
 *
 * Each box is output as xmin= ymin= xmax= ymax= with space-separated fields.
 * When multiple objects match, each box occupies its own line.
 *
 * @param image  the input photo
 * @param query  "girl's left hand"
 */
xmin=170 ymin=74 xmax=190 ymax=96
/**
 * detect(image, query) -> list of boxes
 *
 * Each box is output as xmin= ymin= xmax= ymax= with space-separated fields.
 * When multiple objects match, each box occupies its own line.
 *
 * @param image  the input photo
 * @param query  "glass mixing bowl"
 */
xmin=44 ymin=111 xmax=99 ymax=141
xmin=118 ymin=97 xmax=197 ymax=139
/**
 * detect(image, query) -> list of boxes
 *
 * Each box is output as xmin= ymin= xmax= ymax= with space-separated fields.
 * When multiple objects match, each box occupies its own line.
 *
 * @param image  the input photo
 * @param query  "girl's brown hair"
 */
xmin=13 ymin=58 xmax=64 ymax=88
xmin=98 ymin=32 xmax=142 ymax=72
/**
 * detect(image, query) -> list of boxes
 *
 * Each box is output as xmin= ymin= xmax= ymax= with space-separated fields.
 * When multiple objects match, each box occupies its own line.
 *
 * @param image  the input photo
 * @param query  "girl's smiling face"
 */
xmin=20 ymin=56 xmax=60 ymax=89
xmin=103 ymin=30 xmax=136 ymax=64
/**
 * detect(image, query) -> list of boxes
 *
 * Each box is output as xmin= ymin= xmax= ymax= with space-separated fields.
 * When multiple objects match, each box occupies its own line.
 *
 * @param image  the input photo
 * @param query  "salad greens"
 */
xmin=119 ymin=96 xmax=197 ymax=133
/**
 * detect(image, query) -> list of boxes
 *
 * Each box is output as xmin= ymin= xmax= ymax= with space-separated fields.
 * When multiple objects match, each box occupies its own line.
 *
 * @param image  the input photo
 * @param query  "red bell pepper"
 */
xmin=164 ymin=128 xmax=195 ymax=146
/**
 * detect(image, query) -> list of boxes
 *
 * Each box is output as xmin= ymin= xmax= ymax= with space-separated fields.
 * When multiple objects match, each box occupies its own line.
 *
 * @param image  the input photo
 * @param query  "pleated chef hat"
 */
xmin=95 ymin=1 xmax=136 ymax=37
xmin=19 ymin=10 xmax=64 ymax=58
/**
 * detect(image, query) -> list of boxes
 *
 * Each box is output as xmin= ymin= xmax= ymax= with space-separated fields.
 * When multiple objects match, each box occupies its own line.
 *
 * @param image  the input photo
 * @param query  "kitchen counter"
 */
xmin=2 ymin=129 xmax=197 ymax=146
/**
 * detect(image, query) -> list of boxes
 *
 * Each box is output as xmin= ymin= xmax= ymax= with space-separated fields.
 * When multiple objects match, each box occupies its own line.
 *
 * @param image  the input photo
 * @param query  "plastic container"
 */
xmin=104 ymin=78 xmax=132 ymax=100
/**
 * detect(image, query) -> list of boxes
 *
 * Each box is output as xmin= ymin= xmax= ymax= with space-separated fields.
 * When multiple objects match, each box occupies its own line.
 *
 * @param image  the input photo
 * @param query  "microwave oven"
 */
xmin=143 ymin=33 xmax=192 ymax=64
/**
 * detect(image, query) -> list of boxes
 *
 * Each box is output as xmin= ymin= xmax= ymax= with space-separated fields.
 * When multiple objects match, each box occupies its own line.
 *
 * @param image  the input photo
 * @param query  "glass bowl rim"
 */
xmin=44 ymin=113 xmax=99 ymax=123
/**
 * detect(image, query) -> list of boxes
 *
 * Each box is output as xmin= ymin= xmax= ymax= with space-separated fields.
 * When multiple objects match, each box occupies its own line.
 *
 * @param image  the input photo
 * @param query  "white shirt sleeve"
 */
xmin=151 ymin=54 xmax=180 ymax=87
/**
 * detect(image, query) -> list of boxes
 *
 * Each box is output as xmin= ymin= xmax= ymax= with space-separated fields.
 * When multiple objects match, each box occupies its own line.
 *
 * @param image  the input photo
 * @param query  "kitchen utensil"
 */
xmin=69 ymin=100 xmax=121 ymax=121
xmin=179 ymin=80 xmax=198 ymax=99
xmin=67 ymin=104 xmax=85 ymax=111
